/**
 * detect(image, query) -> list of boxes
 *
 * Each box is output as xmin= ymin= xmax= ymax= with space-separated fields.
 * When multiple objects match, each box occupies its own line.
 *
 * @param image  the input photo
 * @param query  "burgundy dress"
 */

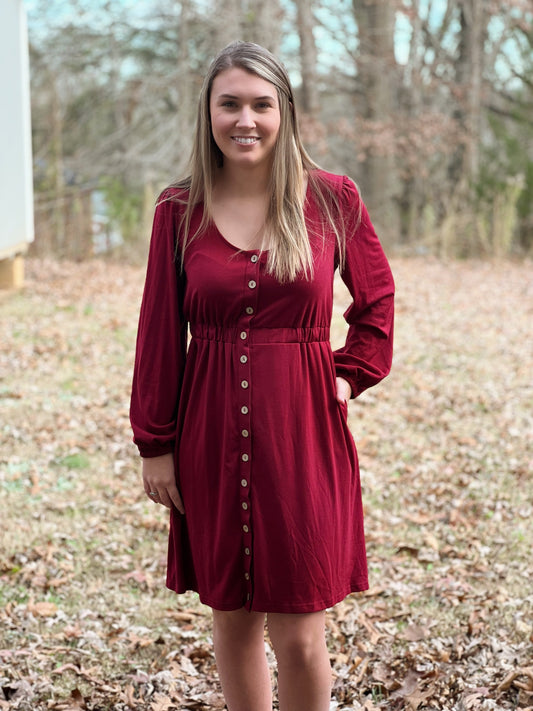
xmin=130 ymin=170 xmax=394 ymax=613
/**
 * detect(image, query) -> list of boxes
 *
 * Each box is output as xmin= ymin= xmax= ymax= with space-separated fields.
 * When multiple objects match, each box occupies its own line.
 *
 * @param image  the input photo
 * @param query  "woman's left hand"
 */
xmin=336 ymin=376 xmax=352 ymax=404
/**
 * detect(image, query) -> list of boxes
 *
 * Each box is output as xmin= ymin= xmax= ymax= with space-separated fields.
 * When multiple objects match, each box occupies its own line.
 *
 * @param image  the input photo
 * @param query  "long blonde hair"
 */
xmin=171 ymin=41 xmax=347 ymax=282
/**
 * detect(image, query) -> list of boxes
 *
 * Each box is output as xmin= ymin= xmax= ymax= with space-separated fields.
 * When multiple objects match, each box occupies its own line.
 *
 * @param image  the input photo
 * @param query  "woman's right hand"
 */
xmin=142 ymin=452 xmax=185 ymax=514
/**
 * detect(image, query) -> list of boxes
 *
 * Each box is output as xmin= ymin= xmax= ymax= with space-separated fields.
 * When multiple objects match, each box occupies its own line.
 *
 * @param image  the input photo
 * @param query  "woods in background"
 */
xmin=27 ymin=0 xmax=533 ymax=259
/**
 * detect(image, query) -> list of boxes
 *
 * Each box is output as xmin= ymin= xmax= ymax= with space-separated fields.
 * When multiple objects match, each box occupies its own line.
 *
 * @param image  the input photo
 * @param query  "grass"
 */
xmin=0 ymin=256 xmax=532 ymax=710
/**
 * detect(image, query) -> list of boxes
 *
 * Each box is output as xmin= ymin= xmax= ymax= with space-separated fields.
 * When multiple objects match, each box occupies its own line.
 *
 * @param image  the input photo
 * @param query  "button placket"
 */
xmin=237 ymin=251 xmax=260 ymax=610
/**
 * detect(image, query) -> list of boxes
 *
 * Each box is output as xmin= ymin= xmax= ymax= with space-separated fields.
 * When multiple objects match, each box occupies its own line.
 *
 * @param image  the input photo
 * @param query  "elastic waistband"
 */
xmin=190 ymin=324 xmax=330 ymax=344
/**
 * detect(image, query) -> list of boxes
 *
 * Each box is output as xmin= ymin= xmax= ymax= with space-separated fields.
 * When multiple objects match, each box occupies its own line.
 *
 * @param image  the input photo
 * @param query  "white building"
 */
xmin=0 ymin=0 xmax=34 ymax=287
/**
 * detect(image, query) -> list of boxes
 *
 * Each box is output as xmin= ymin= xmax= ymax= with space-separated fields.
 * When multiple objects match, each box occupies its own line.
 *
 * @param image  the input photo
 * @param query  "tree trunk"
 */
xmin=214 ymin=0 xmax=243 ymax=50
xmin=244 ymin=0 xmax=283 ymax=55
xmin=449 ymin=0 xmax=486 ymax=186
xmin=50 ymin=74 xmax=66 ymax=256
xmin=295 ymin=0 xmax=319 ymax=115
xmin=402 ymin=0 xmax=424 ymax=244
xmin=352 ymin=0 xmax=398 ymax=244
xmin=176 ymin=0 xmax=194 ymax=175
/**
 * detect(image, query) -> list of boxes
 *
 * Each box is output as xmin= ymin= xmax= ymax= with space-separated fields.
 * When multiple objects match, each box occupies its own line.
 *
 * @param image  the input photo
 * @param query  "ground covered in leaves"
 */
xmin=0 ymin=257 xmax=531 ymax=711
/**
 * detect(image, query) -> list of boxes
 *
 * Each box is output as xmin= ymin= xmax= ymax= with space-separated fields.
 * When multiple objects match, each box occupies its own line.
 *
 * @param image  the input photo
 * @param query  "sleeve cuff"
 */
xmin=134 ymin=441 xmax=175 ymax=458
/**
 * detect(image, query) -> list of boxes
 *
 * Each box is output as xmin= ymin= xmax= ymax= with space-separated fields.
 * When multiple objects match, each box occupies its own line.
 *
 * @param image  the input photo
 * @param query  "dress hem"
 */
xmin=165 ymin=581 xmax=369 ymax=613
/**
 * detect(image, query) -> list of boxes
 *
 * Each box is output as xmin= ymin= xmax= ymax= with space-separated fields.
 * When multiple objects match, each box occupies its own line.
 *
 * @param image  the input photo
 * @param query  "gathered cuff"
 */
xmin=135 ymin=440 xmax=175 ymax=458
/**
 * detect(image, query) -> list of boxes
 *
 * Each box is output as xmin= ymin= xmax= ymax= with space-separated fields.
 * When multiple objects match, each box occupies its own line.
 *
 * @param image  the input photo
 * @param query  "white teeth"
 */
xmin=233 ymin=137 xmax=257 ymax=144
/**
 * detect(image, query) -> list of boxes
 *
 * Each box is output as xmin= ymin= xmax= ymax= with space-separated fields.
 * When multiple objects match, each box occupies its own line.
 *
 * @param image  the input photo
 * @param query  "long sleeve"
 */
xmin=129 ymin=193 xmax=188 ymax=457
xmin=333 ymin=176 xmax=395 ymax=398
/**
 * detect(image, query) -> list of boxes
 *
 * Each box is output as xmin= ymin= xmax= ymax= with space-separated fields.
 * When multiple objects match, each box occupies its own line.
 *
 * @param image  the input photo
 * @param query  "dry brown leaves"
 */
xmin=1 ymin=256 xmax=532 ymax=710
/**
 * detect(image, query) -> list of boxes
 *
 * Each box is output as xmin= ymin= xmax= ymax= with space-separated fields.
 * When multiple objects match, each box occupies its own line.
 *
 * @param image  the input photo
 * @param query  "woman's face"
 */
xmin=209 ymin=67 xmax=281 ymax=173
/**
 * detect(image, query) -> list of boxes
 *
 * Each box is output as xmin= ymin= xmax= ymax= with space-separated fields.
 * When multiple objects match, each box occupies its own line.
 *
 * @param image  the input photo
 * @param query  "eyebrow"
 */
xmin=217 ymin=93 xmax=276 ymax=102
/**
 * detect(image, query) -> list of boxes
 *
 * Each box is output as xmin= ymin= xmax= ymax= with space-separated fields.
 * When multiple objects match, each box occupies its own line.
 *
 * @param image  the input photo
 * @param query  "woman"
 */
xmin=130 ymin=41 xmax=394 ymax=711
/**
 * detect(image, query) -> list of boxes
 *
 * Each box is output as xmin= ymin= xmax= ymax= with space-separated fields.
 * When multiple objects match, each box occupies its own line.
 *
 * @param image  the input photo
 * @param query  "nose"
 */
xmin=236 ymin=105 xmax=255 ymax=128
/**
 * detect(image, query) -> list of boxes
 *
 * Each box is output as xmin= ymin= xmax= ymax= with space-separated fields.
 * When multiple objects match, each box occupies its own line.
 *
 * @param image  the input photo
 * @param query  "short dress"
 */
xmin=130 ymin=170 xmax=395 ymax=613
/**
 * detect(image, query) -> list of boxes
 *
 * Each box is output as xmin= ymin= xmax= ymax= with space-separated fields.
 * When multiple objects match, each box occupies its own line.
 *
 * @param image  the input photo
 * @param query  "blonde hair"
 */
xmin=171 ymin=41 xmax=347 ymax=282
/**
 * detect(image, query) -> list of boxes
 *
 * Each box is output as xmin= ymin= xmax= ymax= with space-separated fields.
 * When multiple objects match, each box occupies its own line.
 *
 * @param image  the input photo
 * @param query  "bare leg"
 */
xmin=267 ymin=610 xmax=331 ymax=711
xmin=212 ymin=607 xmax=272 ymax=711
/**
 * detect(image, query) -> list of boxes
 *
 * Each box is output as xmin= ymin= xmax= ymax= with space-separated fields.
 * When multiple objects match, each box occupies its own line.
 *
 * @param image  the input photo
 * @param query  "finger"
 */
xmin=155 ymin=486 xmax=182 ymax=513
xmin=167 ymin=484 xmax=185 ymax=514
xmin=143 ymin=479 xmax=156 ymax=499
xmin=157 ymin=488 xmax=173 ymax=510
xmin=336 ymin=389 xmax=348 ymax=404
xmin=173 ymin=493 xmax=185 ymax=515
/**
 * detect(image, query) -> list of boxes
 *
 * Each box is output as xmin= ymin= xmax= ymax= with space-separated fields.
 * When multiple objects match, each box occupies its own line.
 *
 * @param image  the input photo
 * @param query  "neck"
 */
xmin=215 ymin=164 xmax=271 ymax=198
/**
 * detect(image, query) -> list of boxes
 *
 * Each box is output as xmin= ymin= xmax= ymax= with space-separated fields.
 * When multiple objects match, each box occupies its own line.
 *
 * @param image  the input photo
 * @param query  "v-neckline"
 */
xmin=210 ymin=179 xmax=311 ymax=253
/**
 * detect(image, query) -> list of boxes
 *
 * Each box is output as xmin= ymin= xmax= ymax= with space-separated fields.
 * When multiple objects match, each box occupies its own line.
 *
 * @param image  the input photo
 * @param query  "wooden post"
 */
xmin=0 ymin=255 xmax=25 ymax=289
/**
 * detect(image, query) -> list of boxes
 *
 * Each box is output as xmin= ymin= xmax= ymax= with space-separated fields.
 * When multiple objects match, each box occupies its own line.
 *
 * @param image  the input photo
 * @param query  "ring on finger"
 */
xmin=149 ymin=491 xmax=158 ymax=498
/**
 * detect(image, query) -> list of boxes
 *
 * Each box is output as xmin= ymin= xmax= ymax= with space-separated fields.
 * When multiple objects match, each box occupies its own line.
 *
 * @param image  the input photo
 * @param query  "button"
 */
xmin=248 ymin=280 xmax=257 ymax=289
xmin=240 ymin=331 xmax=247 ymax=340
xmin=245 ymin=547 xmax=250 ymax=555
xmin=240 ymin=355 xmax=248 ymax=364
xmin=246 ymin=306 xmax=254 ymax=315
xmin=241 ymin=429 xmax=249 ymax=437
xmin=241 ymin=380 xmax=249 ymax=389
xmin=241 ymin=405 xmax=248 ymax=414
xmin=241 ymin=454 xmax=249 ymax=462
xmin=241 ymin=478 xmax=248 ymax=487
xmin=245 ymin=572 xmax=250 ymax=580
xmin=251 ymin=254 xmax=259 ymax=263
xmin=243 ymin=524 xmax=249 ymax=533
xmin=242 ymin=502 xmax=248 ymax=510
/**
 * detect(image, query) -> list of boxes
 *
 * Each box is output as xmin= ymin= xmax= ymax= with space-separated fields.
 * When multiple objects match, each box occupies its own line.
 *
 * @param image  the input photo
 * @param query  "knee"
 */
xmin=268 ymin=623 xmax=327 ymax=669
xmin=275 ymin=636 xmax=318 ymax=668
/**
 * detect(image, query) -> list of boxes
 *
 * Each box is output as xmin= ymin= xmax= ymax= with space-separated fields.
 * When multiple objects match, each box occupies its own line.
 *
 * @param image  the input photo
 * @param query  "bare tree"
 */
xmin=352 ymin=0 xmax=399 ymax=242
xmin=176 ymin=0 xmax=195 ymax=172
xmin=214 ymin=0 xmax=243 ymax=49
xmin=295 ymin=0 xmax=319 ymax=116
xmin=450 ymin=0 xmax=487 ymax=186
xmin=243 ymin=0 xmax=283 ymax=54
xmin=399 ymin=0 xmax=424 ymax=243
xmin=26 ymin=0 xmax=533 ymax=256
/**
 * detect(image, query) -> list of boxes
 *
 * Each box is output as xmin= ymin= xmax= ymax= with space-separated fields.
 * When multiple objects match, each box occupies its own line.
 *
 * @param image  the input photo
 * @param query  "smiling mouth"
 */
xmin=232 ymin=137 xmax=259 ymax=145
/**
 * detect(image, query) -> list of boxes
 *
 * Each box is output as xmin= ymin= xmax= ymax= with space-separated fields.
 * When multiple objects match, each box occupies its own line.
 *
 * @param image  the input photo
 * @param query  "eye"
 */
xmin=221 ymin=100 xmax=237 ymax=108
xmin=256 ymin=102 xmax=272 ymax=110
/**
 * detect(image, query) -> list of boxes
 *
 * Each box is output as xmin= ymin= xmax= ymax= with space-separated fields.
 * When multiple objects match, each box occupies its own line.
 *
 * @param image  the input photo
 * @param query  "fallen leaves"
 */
xmin=28 ymin=600 xmax=59 ymax=618
xmin=497 ymin=666 xmax=533 ymax=694
xmin=1 ymin=257 xmax=532 ymax=710
xmin=390 ymin=670 xmax=436 ymax=711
